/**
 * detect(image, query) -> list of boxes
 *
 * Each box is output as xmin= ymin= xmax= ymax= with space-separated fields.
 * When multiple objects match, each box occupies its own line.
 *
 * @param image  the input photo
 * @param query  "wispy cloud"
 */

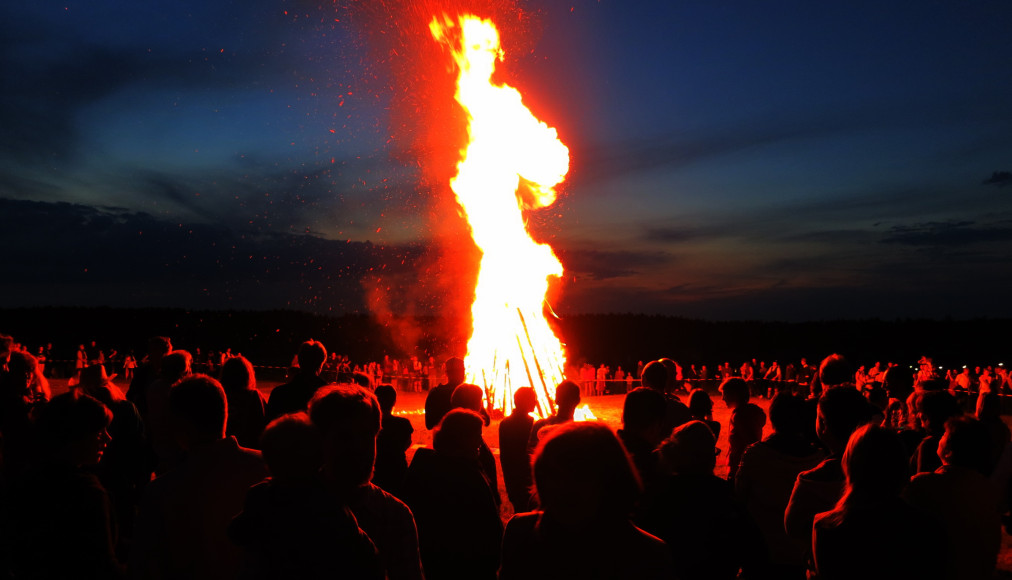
xmin=982 ymin=171 xmax=1011 ymax=187
xmin=881 ymin=220 xmax=1012 ymax=246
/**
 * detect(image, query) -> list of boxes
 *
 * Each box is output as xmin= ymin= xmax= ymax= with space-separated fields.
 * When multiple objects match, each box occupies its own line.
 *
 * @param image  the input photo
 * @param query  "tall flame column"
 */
xmin=430 ymin=15 xmax=570 ymax=417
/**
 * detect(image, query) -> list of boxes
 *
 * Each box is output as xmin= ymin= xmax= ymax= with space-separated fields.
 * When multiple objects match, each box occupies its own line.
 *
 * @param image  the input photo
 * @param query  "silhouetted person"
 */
xmin=813 ymin=424 xmax=943 ymax=580
xmin=373 ymin=384 xmax=413 ymax=496
xmin=449 ymin=381 xmax=491 ymax=426
xmin=219 ymin=355 xmax=267 ymax=449
xmin=0 ymin=350 xmax=46 ymax=478
xmin=309 ymin=384 xmax=424 ymax=580
xmin=637 ymin=421 xmax=761 ymax=580
xmin=499 ymin=386 xmax=536 ymax=512
xmin=785 ymin=386 xmax=874 ymax=545
xmin=401 ymin=409 xmax=503 ymax=580
xmin=721 ymin=377 xmax=766 ymax=481
xmin=817 ymin=354 xmax=856 ymax=391
xmin=425 ymin=357 xmax=466 ymax=430
xmin=499 ymin=422 xmax=673 ymax=579
xmin=131 ymin=375 xmax=267 ymax=580
xmin=976 ymin=391 xmax=1010 ymax=475
xmin=8 ymin=391 xmax=123 ymax=579
xmin=687 ymin=388 xmax=721 ymax=440
xmin=266 ymin=340 xmax=328 ymax=421
xmin=735 ymin=393 xmax=824 ymax=579
xmin=146 ymin=349 xmax=192 ymax=475
xmin=73 ymin=364 xmax=148 ymax=560
xmin=882 ymin=365 xmax=915 ymax=430
xmin=617 ymin=387 xmax=667 ymax=490
xmin=450 ymin=383 xmax=498 ymax=503
xmin=228 ymin=412 xmax=383 ymax=580
xmin=910 ymin=389 xmax=961 ymax=474
xmin=127 ymin=336 xmax=172 ymax=416
xmin=528 ymin=380 xmax=582 ymax=449
xmin=905 ymin=415 xmax=1001 ymax=580
xmin=640 ymin=360 xmax=692 ymax=435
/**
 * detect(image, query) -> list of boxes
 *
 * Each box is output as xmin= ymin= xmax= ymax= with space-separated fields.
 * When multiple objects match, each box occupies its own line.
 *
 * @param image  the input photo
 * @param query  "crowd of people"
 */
xmin=0 ymin=329 xmax=1009 ymax=579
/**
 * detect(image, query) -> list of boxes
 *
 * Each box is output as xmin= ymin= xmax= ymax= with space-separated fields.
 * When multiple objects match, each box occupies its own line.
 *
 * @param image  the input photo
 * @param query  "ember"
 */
xmin=430 ymin=15 xmax=570 ymax=418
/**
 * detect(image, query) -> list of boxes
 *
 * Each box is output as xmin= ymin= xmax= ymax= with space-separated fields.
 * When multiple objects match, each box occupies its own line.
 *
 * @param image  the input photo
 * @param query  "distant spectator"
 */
xmin=123 ymin=353 xmax=137 ymax=381
xmin=528 ymin=380 xmax=582 ymax=448
xmin=500 ymin=422 xmax=674 ymax=579
xmin=126 ymin=336 xmax=172 ymax=416
xmin=219 ymin=355 xmax=267 ymax=449
xmin=721 ymin=377 xmax=766 ymax=481
xmin=425 ymin=357 xmax=466 ymax=430
xmin=265 ymin=339 xmax=327 ymax=420
xmin=373 ymin=384 xmax=413 ymax=496
xmin=640 ymin=360 xmax=693 ymax=434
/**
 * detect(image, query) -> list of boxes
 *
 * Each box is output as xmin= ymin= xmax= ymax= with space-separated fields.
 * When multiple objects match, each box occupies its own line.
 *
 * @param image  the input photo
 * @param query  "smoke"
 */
xmin=332 ymin=0 xmax=548 ymax=355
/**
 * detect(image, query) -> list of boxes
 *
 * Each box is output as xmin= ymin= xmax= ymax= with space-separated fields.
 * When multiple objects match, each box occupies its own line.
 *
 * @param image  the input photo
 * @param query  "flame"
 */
xmin=573 ymin=404 xmax=597 ymax=422
xmin=430 ymin=14 xmax=569 ymax=418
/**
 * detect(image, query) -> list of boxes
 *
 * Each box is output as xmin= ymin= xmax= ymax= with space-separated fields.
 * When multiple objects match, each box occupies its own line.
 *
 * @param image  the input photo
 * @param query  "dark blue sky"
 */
xmin=2 ymin=0 xmax=1010 ymax=320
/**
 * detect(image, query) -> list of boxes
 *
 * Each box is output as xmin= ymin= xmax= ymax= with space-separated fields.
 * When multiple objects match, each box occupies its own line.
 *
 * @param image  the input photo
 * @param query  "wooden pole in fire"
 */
xmin=517 ymin=308 xmax=556 ymax=416
xmin=515 ymin=334 xmax=545 ymax=417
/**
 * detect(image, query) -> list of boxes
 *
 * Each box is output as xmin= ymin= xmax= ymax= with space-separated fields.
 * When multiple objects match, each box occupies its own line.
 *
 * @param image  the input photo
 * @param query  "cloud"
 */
xmin=0 ymin=198 xmax=425 ymax=312
xmin=556 ymin=248 xmax=675 ymax=280
xmin=982 ymin=171 xmax=1011 ymax=187
xmin=880 ymin=220 xmax=1012 ymax=246
xmin=643 ymin=227 xmax=700 ymax=244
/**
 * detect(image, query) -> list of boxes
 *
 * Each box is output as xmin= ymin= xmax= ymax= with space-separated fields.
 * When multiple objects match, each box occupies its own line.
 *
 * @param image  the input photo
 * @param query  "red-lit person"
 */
xmin=8 ymin=391 xmax=122 ymax=579
xmin=527 ymin=380 xmax=582 ymax=450
xmin=218 ymin=354 xmax=268 ymax=449
xmin=373 ymin=383 xmax=414 ymax=496
xmin=450 ymin=383 xmax=498 ymax=504
xmin=499 ymin=422 xmax=674 ymax=579
xmin=812 ymin=424 xmax=944 ymax=580
xmin=309 ymin=384 xmax=424 ymax=580
xmin=904 ymin=415 xmax=1001 ymax=580
xmin=401 ymin=409 xmax=503 ymax=580
xmin=265 ymin=339 xmax=328 ymax=421
xmin=720 ymin=377 xmax=766 ymax=481
xmin=425 ymin=357 xmax=467 ymax=430
xmin=228 ymin=412 xmax=383 ymax=579
xmin=499 ymin=386 xmax=537 ymax=512
xmin=131 ymin=375 xmax=267 ymax=579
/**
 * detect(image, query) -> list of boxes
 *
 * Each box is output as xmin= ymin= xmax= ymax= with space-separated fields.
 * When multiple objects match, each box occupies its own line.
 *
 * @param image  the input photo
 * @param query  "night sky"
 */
xmin=2 ymin=0 xmax=1011 ymax=321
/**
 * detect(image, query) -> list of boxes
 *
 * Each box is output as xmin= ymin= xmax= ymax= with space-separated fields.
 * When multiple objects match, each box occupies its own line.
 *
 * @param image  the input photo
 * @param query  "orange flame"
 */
xmin=430 ymin=14 xmax=569 ymax=418
xmin=573 ymin=404 xmax=597 ymax=422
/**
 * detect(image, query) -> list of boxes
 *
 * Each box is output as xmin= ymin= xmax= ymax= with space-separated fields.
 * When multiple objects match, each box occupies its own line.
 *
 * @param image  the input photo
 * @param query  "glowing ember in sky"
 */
xmin=430 ymin=14 xmax=569 ymax=418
